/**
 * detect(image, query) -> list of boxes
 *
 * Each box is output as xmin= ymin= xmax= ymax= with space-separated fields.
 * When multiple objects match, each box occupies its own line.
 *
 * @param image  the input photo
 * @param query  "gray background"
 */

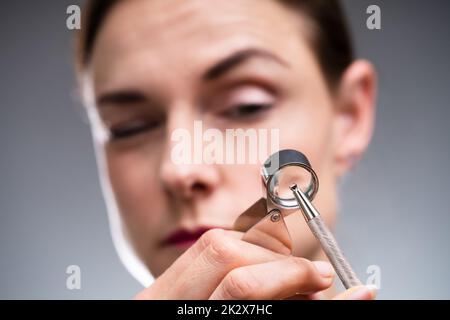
xmin=1 ymin=0 xmax=449 ymax=299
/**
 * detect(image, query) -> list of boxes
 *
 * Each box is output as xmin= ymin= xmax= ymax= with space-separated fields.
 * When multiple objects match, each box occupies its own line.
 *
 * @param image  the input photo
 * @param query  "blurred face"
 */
xmin=85 ymin=0 xmax=375 ymax=277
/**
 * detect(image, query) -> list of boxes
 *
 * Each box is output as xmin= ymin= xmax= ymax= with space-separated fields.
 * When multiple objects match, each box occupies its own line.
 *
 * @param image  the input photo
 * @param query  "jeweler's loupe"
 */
xmin=262 ymin=149 xmax=319 ymax=209
xmin=234 ymin=149 xmax=362 ymax=289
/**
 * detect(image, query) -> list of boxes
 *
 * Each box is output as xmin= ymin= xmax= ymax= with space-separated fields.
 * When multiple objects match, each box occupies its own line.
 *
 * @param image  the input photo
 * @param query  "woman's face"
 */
xmin=86 ymin=0 xmax=374 ymax=277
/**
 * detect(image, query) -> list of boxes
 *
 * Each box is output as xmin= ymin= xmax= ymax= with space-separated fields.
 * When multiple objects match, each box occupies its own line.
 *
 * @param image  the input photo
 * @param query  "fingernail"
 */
xmin=312 ymin=261 xmax=334 ymax=278
xmin=346 ymin=285 xmax=378 ymax=300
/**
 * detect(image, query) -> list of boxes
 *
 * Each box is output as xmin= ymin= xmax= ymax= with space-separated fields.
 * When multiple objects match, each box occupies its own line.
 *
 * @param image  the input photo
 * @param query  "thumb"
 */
xmin=333 ymin=285 xmax=378 ymax=300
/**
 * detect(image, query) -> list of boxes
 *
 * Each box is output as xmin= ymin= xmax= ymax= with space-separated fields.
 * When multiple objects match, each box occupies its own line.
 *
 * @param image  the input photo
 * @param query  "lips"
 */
xmin=162 ymin=226 xmax=216 ymax=249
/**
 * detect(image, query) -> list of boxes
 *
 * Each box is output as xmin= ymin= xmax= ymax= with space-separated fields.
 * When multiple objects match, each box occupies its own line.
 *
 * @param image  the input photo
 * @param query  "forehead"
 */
xmin=90 ymin=0 xmax=311 ymax=90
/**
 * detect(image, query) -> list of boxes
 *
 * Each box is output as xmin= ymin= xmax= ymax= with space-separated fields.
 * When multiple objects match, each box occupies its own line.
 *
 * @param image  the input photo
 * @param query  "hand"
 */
xmin=332 ymin=285 xmax=378 ymax=300
xmin=135 ymin=229 xmax=377 ymax=300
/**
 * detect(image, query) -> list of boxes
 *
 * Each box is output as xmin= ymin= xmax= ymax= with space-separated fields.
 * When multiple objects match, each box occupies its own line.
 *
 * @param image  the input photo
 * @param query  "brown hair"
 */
xmin=76 ymin=0 xmax=354 ymax=87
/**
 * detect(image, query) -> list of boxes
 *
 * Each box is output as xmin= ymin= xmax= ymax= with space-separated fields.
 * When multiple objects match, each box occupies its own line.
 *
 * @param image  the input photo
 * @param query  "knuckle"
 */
xmin=199 ymin=228 xmax=225 ymax=247
xmin=206 ymin=235 xmax=239 ymax=266
xmin=289 ymin=257 xmax=315 ymax=279
xmin=222 ymin=268 xmax=256 ymax=299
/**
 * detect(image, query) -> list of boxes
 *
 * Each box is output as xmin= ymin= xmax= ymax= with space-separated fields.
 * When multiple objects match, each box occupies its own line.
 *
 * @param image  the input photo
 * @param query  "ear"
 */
xmin=332 ymin=60 xmax=377 ymax=178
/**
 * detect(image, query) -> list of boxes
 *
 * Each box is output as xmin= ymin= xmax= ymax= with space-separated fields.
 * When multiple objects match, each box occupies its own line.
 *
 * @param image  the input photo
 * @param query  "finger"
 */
xmin=209 ymin=259 xmax=335 ymax=300
xmin=285 ymin=291 xmax=324 ymax=300
xmin=165 ymin=231 xmax=289 ymax=299
xmin=284 ymin=294 xmax=311 ymax=300
xmin=332 ymin=285 xmax=378 ymax=300
xmin=136 ymin=228 xmax=242 ymax=299
xmin=165 ymin=229 xmax=243 ymax=278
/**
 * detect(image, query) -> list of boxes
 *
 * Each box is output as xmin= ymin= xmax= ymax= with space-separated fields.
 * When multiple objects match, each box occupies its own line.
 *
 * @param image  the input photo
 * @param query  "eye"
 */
xmin=109 ymin=120 xmax=161 ymax=140
xmin=220 ymin=103 xmax=273 ymax=119
xmin=214 ymin=84 xmax=277 ymax=120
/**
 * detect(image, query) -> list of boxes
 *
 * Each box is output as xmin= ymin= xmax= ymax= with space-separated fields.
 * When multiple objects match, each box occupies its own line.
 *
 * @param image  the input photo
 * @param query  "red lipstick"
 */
xmin=162 ymin=226 xmax=216 ymax=249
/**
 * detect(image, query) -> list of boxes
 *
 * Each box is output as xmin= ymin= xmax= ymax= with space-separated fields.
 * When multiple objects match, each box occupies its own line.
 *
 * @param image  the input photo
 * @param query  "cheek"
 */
xmin=275 ymin=101 xmax=335 ymax=175
xmin=222 ymin=163 xmax=267 ymax=220
xmin=104 ymin=147 xmax=167 ymax=233
xmin=272 ymin=92 xmax=338 ymax=227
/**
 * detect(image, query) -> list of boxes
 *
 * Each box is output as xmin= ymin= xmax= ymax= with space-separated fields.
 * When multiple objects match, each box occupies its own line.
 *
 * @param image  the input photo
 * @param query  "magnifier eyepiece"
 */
xmin=249 ymin=149 xmax=363 ymax=289
xmin=261 ymin=149 xmax=319 ymax=209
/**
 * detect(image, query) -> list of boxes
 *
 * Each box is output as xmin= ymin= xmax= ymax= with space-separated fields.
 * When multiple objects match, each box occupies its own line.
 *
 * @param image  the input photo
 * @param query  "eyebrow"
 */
xmin=202 ymin=48 xmax=290 ymax=81
xmin=96 ymin=48 xmax=289 ymax=107
xmin=96 ymin=90 xmax=146 ymax=107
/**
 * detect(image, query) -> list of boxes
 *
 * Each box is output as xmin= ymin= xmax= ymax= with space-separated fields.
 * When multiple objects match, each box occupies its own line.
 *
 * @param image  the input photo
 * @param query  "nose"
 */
xmin=159 ymin=110 xmax=221 ymax=201
xmin=160 ymin=158 xmax=221 ymax=200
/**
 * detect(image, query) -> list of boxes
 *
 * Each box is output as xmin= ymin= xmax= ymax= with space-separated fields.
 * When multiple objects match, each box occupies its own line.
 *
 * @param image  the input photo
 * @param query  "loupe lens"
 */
xmin=270 ymin=165 xmax=312 ymax=199
xmin=262 ymin=149 xmax=319 ymax=208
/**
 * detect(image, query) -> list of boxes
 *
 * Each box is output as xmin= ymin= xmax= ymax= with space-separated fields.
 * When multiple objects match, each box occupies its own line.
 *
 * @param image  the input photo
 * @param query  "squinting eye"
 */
xmin=109 ymin=121 xmax=160 ymax=140
xmin=220 ymin=103 xmax=273 ymax=119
